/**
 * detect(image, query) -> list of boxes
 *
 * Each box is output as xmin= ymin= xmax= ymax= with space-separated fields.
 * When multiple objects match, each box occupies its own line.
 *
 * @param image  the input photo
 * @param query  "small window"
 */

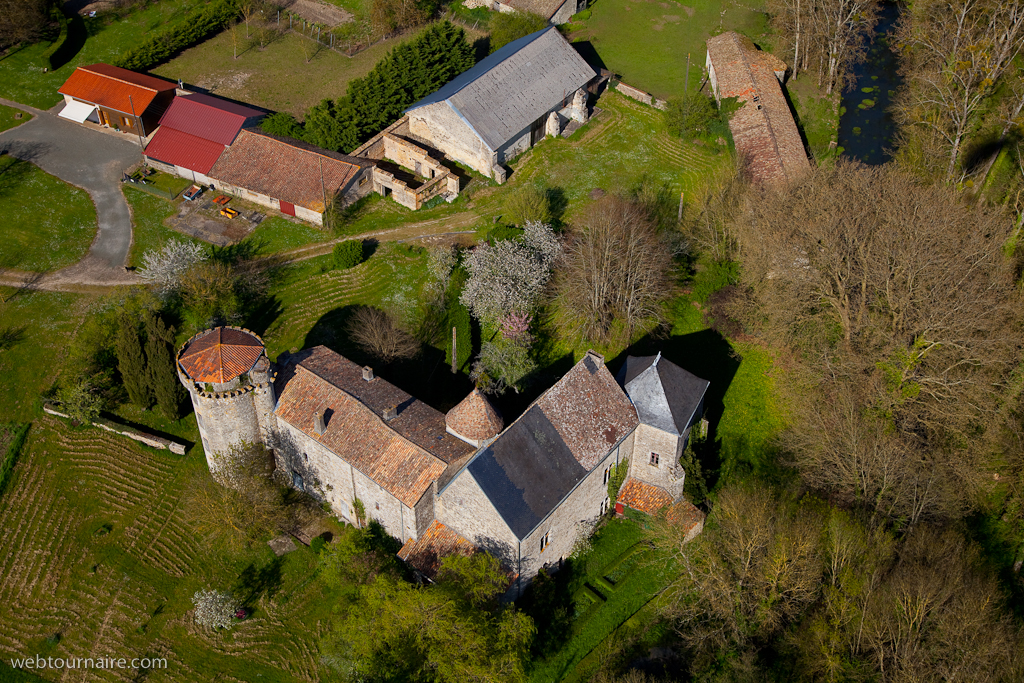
xmin=303 ymin=453 xmax=309 ymax=463
xmin=375 ymin=502 xmax=380 ymax=510
xmin=603 ymin=465 xmax=611 ymax=485
xmin=196 ymin=413 xmax=204 ymax=428
xmin=292 ymin=471 xmax=304 ymax=490
xmin=650 ymin=452 xmax=660 ymax=466
xmin=540 ymin=531 xmax=550 ymax=553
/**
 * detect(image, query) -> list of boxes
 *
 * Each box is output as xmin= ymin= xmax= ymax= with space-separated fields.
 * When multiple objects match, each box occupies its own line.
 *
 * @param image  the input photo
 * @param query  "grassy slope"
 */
xmin=0 ymin=416 xmax=344 ymax=682
xmin=0 ymin=105 xmax=30 ymax=134
xmin=0 ymin=0 xmax=196 ymax=109
xmin=0 ymin=156 xmax=97 ymax=272
xmin=569 ymin=0 xmax=769 ymax=99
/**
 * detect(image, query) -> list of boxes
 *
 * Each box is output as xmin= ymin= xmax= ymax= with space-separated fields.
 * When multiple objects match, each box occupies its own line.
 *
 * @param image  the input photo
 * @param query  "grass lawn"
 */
xmin=0 ymin=290 xmax=92 ymax=422
xmin=125 ymin=186 xmax=202 ymax=267
xmin=568 ymin=0 xmax=770 ymax=99
xmin=787 ymin=75 xmax=840 ymax=162
xmin=0 ymin=0 xmax=197 ymax=110
xmin=0 ymin=104 xmax=30 ymax=133
xmin=0 ymin=155 xmax=97 ymax=272
xmin=0 ymin=415 xmax=349 ymax=682
xmin=153 ymin=25 xmax=437 ymax=118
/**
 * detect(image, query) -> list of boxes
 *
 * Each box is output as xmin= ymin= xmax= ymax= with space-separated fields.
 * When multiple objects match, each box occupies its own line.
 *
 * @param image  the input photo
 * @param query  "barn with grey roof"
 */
xmin=404 ymin=26 xmax=596 ymax=182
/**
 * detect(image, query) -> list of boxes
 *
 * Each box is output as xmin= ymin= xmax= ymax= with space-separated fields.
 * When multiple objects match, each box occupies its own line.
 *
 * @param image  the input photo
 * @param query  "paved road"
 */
xmin=0 ymin=97 xmax=141 ymax=286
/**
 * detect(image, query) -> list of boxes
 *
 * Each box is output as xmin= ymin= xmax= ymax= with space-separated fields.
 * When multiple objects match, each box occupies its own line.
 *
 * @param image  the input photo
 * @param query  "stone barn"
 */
xmin=207 ymin=130 xmax=374 ymax=225
xmin=403 ymin=26 xmax=596 ymax=182
xmin=144 ymin=92 xmax=263 ymax=186
xmin=180 ymin=328 xmax=708 ymax=589
xmin=57 ymin=63 xmax=176 ymax=138
xmin=464 ymin=0 xmax=588 ymax=25
xmin=705 ymin=31 xmax=811 ymax=186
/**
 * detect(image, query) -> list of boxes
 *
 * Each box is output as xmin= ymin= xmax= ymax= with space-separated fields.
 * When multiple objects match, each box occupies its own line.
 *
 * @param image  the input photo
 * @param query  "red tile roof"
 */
xmin=178 ymin=327 xmax=265 ymax=384
xmin=706 ymin=32 xmax=810 ymax=186
xmin=158 ymin=93 xmax=262 ymax=146
xmin=667 ymin=499 xmax=706 ymax=541
xmin=397 ymin=520 xmax=477 ymax=579
xmin=446 ymin=389 xmax=503 ymax=442
xmin=58 ymin=63 xmax=176 ymax=115
xmin=274 ymin=362 xmax=449 ymax=507
xmin=144 ymin=126 xmax=226 ymax=174
xmin=535 ymin=351 xmax=640 ymax=470
xmin=210 ymin=130 xmax=369 ymax=213
xmin=617 ymin=477 xmax=674 ymax=515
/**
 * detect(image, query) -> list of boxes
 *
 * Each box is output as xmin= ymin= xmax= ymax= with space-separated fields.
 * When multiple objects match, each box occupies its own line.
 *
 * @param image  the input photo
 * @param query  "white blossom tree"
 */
xmin=192 ymin=589 xmax=240 ymax=629
xmin=137 ymin=239 xmax=208 ymax=294
xmin=460 ymin=221 xmax=559 ymax=324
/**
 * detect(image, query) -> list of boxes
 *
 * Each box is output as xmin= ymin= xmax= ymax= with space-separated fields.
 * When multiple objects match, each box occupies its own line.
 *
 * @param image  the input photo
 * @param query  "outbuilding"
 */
xmin=57 ymin=63 xmax=176 ymax=139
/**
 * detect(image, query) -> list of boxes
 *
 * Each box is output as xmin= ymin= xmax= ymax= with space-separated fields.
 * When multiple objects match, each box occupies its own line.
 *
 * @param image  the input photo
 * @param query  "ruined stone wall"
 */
xmin=383 ymin=135 xmax=445 ymax=178
xmin=549 ymin=0 xmax=577 ymax=25
xmin=408 ymin=103 xmax=495 ymax=180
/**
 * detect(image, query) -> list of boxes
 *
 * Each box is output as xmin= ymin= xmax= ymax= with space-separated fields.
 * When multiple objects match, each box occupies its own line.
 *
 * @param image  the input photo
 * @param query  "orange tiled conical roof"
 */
xmin=178 ymin=327 xmax=264 ymax=384
xmin=446 ymin=389 xmax=503 ymax=442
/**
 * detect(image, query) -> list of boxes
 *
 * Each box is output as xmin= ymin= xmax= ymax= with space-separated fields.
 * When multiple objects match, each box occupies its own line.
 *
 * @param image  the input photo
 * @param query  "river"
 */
xmin=836 ymin=2 xmax=903 ymax=165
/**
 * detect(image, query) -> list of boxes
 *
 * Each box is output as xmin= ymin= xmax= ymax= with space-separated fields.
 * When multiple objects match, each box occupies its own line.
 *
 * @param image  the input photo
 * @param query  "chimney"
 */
xmin=362 ymin=366 xmax=374 ymax=381
xmin=314 ymin=410 xmax=326 ymax=436
xmin=383 ymin=405 xmax=397 ymax=421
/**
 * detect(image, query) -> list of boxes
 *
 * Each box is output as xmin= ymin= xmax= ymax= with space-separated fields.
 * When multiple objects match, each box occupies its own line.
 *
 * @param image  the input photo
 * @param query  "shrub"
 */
xmin=503 ymin=184 xmax=552 ymax=227
xmin=333 ymin=240 xmax=364 ymax=269
xmin=664 ymin=93 xmax=718 ymax=141
xmin=192 ymin=590 xmax=240 ymax=629
xmin=113 ymin=0 xmax=240 ymax=70
xmin=310 ymin=536 xmax=326 ymax=554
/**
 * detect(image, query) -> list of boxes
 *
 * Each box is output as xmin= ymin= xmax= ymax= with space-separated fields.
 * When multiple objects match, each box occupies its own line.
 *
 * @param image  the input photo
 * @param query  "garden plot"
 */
xmin=279 ymin=0 xmax=354 ymax=26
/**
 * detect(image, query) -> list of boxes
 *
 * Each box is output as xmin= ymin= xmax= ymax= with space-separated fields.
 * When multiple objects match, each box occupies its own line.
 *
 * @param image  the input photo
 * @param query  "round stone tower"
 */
xmin=177 ymin=326 xmax=278 ymax=483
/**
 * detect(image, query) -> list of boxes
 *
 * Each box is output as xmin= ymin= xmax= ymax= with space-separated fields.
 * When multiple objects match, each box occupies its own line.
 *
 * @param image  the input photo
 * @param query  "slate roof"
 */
xmin=58 ymin=63 xmax=176 ymax=115
xmin=618 ymin=353 xmax=709 ymax=436
xmin=617 ymin=477 xmax=673 ymax=515
xmin=144 ymin=126 xmax=226 ymax=175
xmin=706 ymin=32 xmax=810 ymax=186
xmin=157 ymin=93 xmax=262 ymax=146
xmin=446 ymin=389 xmax=503 ymax=441
xmin=178 ymin=327 xmax=265 ymax=384
xmin=462 ymin=351 xmax=639 ymax=539
xmin=209 ymin=130 xmax=369 ymax=213
xmin=275 ymin=364 xmax=448 ymax=508
xmin=283 ymin=347 xmax=474 ymax=465
xmin=405 ymin=27 xmax=595 ymax=151
xmin=397 ymin=520 xmax=476 ymax=579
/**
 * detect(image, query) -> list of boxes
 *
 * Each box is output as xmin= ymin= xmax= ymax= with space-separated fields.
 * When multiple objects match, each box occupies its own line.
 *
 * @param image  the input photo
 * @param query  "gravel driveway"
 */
xmin=0 ymin=98 xmax=142 ymax=286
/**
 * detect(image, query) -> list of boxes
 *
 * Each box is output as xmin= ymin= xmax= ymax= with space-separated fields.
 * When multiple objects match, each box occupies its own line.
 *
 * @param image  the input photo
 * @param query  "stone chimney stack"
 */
xmin=383 ymin=405 xmax=397 ymax=421
xmin=314 ymin=410 xmax=326 ymax=436
xmin=362 ymin=366 xmax=374 ymax=381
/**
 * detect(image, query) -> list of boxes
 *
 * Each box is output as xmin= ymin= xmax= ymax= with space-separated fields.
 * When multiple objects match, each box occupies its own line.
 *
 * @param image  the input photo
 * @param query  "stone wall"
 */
xmin=437 ymin=468 xmax=519 ymax=569
xmin=409 ymin=103 xmax=496 ymax=181
xmin=628 ymin=423 xmax=686 ymax=500
xmin=42 ymin=404 xmax=187 ymax=454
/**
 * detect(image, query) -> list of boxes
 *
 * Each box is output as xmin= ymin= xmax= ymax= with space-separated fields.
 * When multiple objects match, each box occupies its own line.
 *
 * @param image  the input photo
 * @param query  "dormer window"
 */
xmin=650 ymin=452 xmax=660 ymax=466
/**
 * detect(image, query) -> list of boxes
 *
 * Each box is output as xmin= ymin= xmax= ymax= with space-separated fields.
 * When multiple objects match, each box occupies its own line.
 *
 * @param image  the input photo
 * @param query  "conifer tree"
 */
xmin=116 ymin=311 xmax=153 ymax=409
xmin=145 ymin=312 xmax=185 ymax=420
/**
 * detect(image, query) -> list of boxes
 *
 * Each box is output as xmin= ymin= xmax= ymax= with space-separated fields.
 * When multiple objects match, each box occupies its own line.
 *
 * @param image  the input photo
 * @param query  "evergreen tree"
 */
xmin=115 ymin=311 xmax=153 ymax=409
xmin=145 ymin=312 xmax=185 ymax=420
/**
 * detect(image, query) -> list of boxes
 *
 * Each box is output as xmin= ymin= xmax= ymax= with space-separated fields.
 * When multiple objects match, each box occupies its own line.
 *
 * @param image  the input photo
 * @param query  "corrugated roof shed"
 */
xmin=158 ymin=93 xmax=262 ymax=146
xmin=58 ymin=63 xmax=176 ymax=115
xmin=144 ymin=126 xmax=226 ymax=175
xmin=275 ymin=364 xmax=448 ymax=508
xmin=406 ymin=27 xmax=595 ymax=151
xmin=178 ymin=327 xmax=265 ymax=384
xmin=397 ymin=520 xmax=477 ymax=579
xmin=461 ymin=351 xmax=638 ymax=539
xmin=618 ymin=353 xmax=709 ymax=436
xmin=209 ymin=130 xmax=369 ymax=212
xmin=706 ymin=32 xmax=810 ymax=185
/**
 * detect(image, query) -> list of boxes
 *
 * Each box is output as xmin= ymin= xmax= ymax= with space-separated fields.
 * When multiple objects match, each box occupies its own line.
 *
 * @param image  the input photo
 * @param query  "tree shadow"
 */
xmin=545 ymin=186 xmax=569 ymax=227
xmin=233 ymin=556 xmax=284 ymax=609
xmin=609 ymin=328 xmax=741 ymax=492
xmin=472 ymin=35 xmax=491 ymax=62
xmin=517 ymin=562 xmax=579 ymax=659
xmin=50 ymin=13 xmax=87 ymax=70
xmin=0 ymin=325 xmax=28 ymax=352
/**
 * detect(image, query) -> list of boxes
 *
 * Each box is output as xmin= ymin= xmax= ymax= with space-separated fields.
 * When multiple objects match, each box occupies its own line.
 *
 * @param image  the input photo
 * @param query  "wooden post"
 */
xmin=678 ymin=191 xmax=684 ymax=221
xmin=451 ymin=326 xmax=457 ymax=373
xmin=685 ymin=53 xmax=690 ymax=92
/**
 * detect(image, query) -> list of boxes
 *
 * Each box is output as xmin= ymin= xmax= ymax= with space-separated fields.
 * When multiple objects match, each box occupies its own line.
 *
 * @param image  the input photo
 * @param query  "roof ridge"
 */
xmin=81 ymin=65 xmax=162 ymax=94
xmin=245 ymin=129 xmax=362 ymax=169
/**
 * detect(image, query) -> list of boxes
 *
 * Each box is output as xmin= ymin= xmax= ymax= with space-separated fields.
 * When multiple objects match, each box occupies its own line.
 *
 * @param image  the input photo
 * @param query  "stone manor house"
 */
xmin=177 ymin=327 xmax=706 ymax=592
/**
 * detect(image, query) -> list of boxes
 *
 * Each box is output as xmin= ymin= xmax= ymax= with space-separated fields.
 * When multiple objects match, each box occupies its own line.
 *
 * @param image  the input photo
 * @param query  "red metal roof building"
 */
xmin=144 ymin=93 xmax=263 ymax=178
xmin=57 ymin=63 xmax=176 ymax=136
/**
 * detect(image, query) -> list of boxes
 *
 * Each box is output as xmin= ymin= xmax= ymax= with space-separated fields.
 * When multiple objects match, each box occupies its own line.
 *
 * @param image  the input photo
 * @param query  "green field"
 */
xmin=568 ymin=0 xmax=770 ymax=99
xmin=0 ymin=0 xmax=196 ymax=109
xmin=0 ymin=155 xmax=97 ymax=272
xmin=0 ymin=105 xmax=31 ymax=134
xmin=125 ymin=186 xmax=202 ymax=268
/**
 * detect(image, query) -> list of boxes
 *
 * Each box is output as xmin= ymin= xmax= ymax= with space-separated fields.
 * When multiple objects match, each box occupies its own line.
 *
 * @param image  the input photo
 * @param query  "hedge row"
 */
xmin=38 ymin=9 xmax=69 ymax=69
xmin=112 ymin=0 xmax=239 ymax=70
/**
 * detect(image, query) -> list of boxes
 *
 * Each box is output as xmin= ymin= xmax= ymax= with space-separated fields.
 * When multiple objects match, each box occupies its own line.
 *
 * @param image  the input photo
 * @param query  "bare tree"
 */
xmin=347 ymin=306 xmax=420 ymax=364
xmin=137 ymin=239 xmax=207 ymax=294
xmin=0 ymin=0 xmax=49 ymax=49
xmin=894 ymin=0 xmax=1024 ymax=181
xmin=554 ymin=196 xmax=674 ymax=344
